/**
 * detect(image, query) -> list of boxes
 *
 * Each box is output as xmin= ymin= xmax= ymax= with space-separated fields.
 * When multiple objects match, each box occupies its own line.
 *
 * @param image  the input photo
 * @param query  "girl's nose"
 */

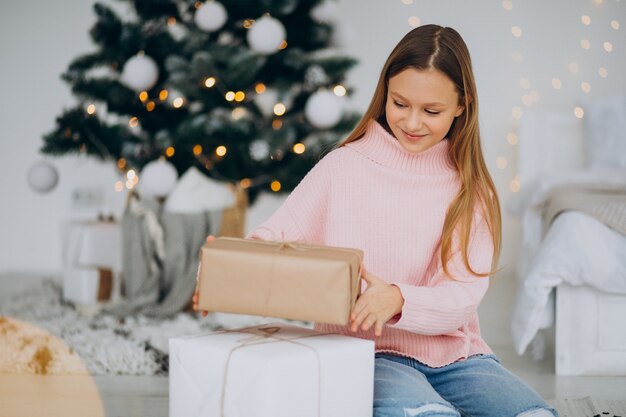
xmin=406 ymin=111 xmax=423 ymax=131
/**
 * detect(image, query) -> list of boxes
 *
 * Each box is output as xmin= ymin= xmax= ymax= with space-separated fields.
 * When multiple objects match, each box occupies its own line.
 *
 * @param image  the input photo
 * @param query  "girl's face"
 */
xmin=385 ymin=68 xmax=464 ymax=154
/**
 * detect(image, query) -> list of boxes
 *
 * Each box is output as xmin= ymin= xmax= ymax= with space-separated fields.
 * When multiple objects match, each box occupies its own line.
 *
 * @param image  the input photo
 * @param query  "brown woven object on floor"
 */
xmin=218 ymin=183 xmax=248 ymax=238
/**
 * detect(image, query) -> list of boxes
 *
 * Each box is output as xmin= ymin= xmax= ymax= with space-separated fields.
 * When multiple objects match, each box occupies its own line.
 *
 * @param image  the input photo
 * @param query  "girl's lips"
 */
xmin=402 ymin=130 xmax=426 ymax=141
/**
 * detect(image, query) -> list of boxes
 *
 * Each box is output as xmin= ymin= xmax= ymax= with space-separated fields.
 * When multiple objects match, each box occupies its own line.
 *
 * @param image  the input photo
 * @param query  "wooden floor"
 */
xmin=1 ymin=274 xmax=625 ymax=416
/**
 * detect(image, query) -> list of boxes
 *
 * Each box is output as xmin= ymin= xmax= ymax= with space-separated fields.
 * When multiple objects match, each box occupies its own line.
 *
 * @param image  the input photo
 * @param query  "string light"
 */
xmin=234 ymin=91 xmax=246 ymax=102
xmin=552 ymin=78 xmax=563 ymax=89
xmin=520 ymin=78 xmax=531 ymax=90
xmin=408 ymin=16 xmax=421 ymax=27
xmin=333 ymin=85 xmax=347 ymax=96
xmin=522 ymin=94 xmax=533 ymax=106
xmin=167 ymin=17 xmax=176 ymax=26
xmin=215 ymin=146 xmax=227 ymax=157
xmin=86 ymin=104 xmax=96 ymax=114
xmin=574 ymin=106 xmax=585 ymax=118
xmin=139 ymin=91 xmax=148 ymax=102
xmin=580 ymin=39 xmax=591 ymax=50
xmin=272 ymin=119 xmax=283 ymax=130
xmin=279 ymin=40 xmax=288 ymax=50
xmin=603 ymin=41 xmax=613 ymax=52
xmin=159 ymin=90 xmax=168 ymax=101
xmin=173 ymin=97 xmax=184 ymax=108
xmin=243 ymin=19 xmax=255 ymax=29
xmin=507 ymin=132 xmax=519 ymax=145
xmin=502 ymin=0 xmax=513 ymax=11
xmin=270 ymin=180 xmax=281 ymax=192
xmin=611 ymin=20 xmax=620 ymax=30
xmin=273 ymin=103 xmax=286 ymax=116
xmin=599 ymin=67 xmax=608 ymax=78
xmin=129 ymin=117 xmax=139 ymax=127
xmin=496 ymin=157 xmax=508 ymax=169
xmin=512 ymin=106 xmax=523 ymax=119
xmin=225 ymin=91 xmax=235 ymax=101
xmin=205 ymin=77 xmax=216 ymax=88
xmin=581 ymin=82 xmax=591 ymax=93
xmin=255 ymin=83 xmax=266 ymax=94
xmin=240 ymin=178 xmax=252 ymax=189
xmin=509 ymin=176 xmax=521 ymax=193
xmin=127 ymin=169 xmax=137 ymax=181
xmin=114 ymin=181 xmax=124 ymax=192
xmin=117 ymin=158 xmax=127 ymax=170
xmin=293 ymin=143 xmax=306 ymax=154
xmin=581 ymin=15 xmax=591 ymax=25
xmin=511 ymin=26 xmax=522 ymax=37
xmin=193 ymin=145 xmax=202 ymax=156
xmin=146 ymin=101 xmax=155 ymax=111
xmin=166 ymin=146 xmax=175 ymax=157
xmin=231 ymin=107 xmax=247 ymax=120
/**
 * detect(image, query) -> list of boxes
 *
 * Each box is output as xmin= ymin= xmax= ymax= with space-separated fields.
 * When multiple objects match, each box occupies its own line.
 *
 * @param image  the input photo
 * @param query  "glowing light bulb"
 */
xmin=114 ymin=181 xmax=124 ymax=192
xmin=234 ymin=91 xmax=246 ymax=102
xmin=225 ymin=91 xmax=235 ymax=101
xmin=117 ymin=158 xmax=126 ymax=169
xmin=512 ymin=106 xmax=523 ymax=119
xmin=255 ymin=83 xmax=266 ymax=94
xmin=580 ymin=39 xmax=591 ymax=50
xmin=127 ymin=169 xmax=136 ymax=180
xmin=146 ymin=101 xmax=155 ymax=111
xmin=270 ymin=180 xmax=281 ymax=192
xmin=603 ymin=42 xmax=613 ymax=52
xmin=408 ymin=16 xmax=421 ymax=27
xmin=611 ymin=20 xmax=620 ymax=30
xmin=496 ymin=157 xmax=508 ymax=169
xmin=511 ymin=26 xmax=522 ymax=37
xmin=279 ymin=40 xmax=288 ymax=50
xmin=193 ymin=145 xmax=202 ymax=156
xmin=273 ymin=103 xmax=286 ymax=116
xmin=272 ymin=119 xmax=283 ymax=130
xmin=506 ymin=132 xmax=518 ymax=145
xmin=509 ymin=178 xmax=521 ymax=193
xmin=598 ymin=67 xmax=608 ymax=78
xmin=502 ymin=0 xmax=513 ymax=11
xmin=216 ymin=146 xmax=227 ymax=157
xmin=334 ymin=85 xmax=347 ymax=96
xmin=293 ymin=143 xmax=306 ymax=154
xmin=159 ymin=90 xmax=168 ymax=101
xmin=87 ymin=104 xmax=96 ymax=114
xmin=205 ymin=77 xmax=216 ymax=88
xmin=522 ymin=94 xmax=533 ymax=106
xmin=129 ymin=117 xmax=139 ymax=127
xmin=552 ymin=78 xmax=562 ymax=89
xmin=581 ymin=15 xmax=591 ymax=25
xmin=240 ymin=178 xmax=252 ymax=189
xmin=166 ymin=146 xmax=175 ymax=157
xmin=173 ymin=97 xmax=184 ymax=108
xmin=139 ymin=91 xmax=148 ymax=102
xmin=581 ymin=82 xmax=591 ymax=93
xmin=574 ymin=106 xmax=585 ymax=119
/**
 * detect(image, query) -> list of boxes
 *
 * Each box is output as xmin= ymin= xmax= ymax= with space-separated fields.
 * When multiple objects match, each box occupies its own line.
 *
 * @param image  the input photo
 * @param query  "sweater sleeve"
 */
xmin=389 ymin=213 xmax=494 ymax=336
xmin=245 ymin=152 xmax=334 ymax=244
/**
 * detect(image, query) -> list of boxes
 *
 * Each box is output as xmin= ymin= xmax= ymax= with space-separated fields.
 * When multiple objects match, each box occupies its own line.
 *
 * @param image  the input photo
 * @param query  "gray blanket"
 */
xmin=541 ymin=183 xmax=626 ymax=236
xmin=104 ymin=199 xmax=223 ymax=317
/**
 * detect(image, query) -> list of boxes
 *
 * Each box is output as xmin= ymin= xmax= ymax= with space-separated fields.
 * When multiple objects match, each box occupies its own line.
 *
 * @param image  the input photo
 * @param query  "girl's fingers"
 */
xmin=361 ymin=314 xmax=377 ymax=332
xmin=375 ymin=321 xmax=384 ymax=337
xmin=206 ymin=235 xmax=216 ymax=244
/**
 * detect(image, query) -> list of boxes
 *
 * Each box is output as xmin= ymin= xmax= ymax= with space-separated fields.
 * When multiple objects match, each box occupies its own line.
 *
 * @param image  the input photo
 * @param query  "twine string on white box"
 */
xmin=218 ymin=325 xmax=328 ymax=417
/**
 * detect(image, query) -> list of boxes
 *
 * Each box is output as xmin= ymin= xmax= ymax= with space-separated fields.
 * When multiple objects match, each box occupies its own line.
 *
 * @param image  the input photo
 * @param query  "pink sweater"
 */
xmin=247 ymin=120 xmax=494 ymax=367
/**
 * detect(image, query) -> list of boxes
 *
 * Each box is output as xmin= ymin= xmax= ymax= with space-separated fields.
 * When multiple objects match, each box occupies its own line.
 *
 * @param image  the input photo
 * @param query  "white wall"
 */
xmin=1 ymin=0 xmax=625 ymax=276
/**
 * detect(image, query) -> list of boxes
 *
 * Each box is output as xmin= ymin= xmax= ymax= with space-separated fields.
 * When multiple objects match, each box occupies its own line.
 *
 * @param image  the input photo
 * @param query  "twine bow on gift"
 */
xmin=218 ymin=325 xmax=327 ymax=417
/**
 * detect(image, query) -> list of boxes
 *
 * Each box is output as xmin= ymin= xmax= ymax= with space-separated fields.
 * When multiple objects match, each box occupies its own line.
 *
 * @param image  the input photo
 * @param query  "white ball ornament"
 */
xmin=247 ymin=15 xmax=286 ymax=55
xmin=121 ymin=54 xmax=159 ymax=92
xmin=194 ymin=1 xmax=227 ymax=32
xmin=253 ymin=87 xmax=278 ymax=117
xmin=310 ymin=1 xmax=338 ymax=23
xmin=305 ymin=90 xmax=343 ymax=129
xmin=27 ymin=161 xmax=59 ymax=193
xmin=139 ymin=159 xmax=178 ymax=198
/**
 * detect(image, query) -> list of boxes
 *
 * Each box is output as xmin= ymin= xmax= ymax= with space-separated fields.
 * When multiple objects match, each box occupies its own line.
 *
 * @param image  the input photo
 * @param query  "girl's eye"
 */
xmin=425 ymin=110 xmax=440 ymax=115
xmin=393 ymin=101 xmax=406 ymax=109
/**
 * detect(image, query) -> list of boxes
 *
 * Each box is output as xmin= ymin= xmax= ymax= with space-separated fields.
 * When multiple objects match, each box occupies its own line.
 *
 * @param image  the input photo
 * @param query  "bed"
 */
xmin=508 ymin=95 xmax=626 ymax=376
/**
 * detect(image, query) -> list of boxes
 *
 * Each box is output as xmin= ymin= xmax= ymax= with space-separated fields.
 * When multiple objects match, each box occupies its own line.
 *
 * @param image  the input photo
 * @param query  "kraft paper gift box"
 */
xmin=197 ymin=237 xmax=363 ymax=325
xmin=169 ymin=322 xmax=375 ymax=417
xmin=62 ymin=267 xmax=113 ymax=305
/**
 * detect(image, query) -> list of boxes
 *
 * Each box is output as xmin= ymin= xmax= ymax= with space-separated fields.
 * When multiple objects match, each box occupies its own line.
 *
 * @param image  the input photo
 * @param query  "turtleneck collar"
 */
xmin=343 ymin=120 xmax=456 ymax=175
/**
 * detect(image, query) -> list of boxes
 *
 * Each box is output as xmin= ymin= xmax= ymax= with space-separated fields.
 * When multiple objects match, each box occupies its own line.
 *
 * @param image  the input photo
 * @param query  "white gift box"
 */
xmin=62 ymin=267 xmax=113 ymax=305
xmin=169 ymin=323 xmax=375 ymax=417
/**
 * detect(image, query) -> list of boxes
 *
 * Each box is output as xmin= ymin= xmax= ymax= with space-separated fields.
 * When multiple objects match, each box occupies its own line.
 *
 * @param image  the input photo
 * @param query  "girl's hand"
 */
xmin=350 ymin=267 xmax=404 ymax=337
xmin=192 ymin=235 xmax=215 ymax=317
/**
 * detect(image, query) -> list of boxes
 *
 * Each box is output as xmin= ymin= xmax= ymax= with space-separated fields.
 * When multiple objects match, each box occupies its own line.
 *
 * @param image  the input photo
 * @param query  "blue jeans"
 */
xmin=374 ymin=353 xmax=558 ymax=417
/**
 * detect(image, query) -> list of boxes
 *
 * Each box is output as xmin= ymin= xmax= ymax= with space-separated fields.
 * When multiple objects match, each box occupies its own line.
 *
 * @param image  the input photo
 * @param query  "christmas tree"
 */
xmin=42 ymin=0 xmax=360 ymax=204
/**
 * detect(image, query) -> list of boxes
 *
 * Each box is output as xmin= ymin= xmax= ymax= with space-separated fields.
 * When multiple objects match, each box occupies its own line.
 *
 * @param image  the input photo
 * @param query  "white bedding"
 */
xmin=509 ymin=169 xmax=626 ymax=356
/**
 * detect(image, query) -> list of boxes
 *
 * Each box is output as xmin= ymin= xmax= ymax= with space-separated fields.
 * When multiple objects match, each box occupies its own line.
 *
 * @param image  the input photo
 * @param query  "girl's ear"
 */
xmin=454 ymin=105 xmax=465 ymax=117
xmin=455 ymin=95 xmax=471 ymax=117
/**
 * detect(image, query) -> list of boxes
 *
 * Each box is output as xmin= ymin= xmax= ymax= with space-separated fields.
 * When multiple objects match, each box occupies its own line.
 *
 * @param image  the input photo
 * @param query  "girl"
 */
xmin=194 ymin=24 xmax=557 ymax=417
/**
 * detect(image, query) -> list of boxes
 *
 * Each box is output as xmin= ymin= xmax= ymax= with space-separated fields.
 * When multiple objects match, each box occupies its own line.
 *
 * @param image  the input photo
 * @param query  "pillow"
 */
xmin=164 ymin=167 xmax=235 ymax=213
xmin=584 ymin=94 xmax=626 ymax=168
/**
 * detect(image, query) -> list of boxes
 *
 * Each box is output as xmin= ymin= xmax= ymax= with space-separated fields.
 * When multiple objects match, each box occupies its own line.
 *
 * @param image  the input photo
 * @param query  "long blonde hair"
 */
xmin=337 ymin=25 xmax=501 ymax=278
